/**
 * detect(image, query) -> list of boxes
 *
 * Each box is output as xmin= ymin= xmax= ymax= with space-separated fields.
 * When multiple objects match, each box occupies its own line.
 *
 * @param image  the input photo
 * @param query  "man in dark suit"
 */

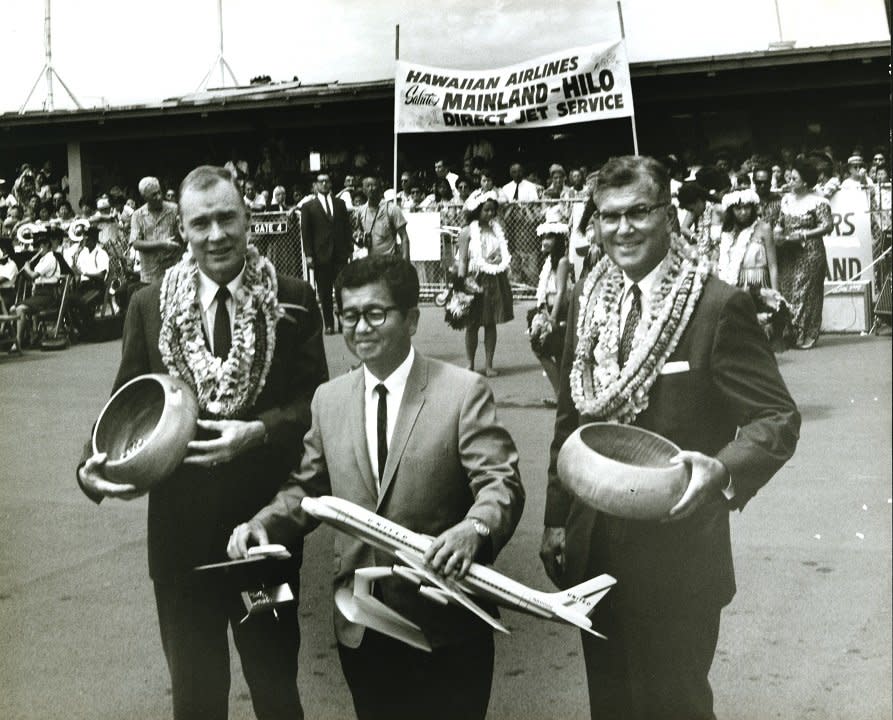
xmin=228 ymin=255 xmax=524 ymax=720
xmin=540 ymin=156 xmax=800 ymax=720
xmin=78 ymin=165 xmax=328 ymax=720
xmin=300 ymin=171 xmax=353 ymax=334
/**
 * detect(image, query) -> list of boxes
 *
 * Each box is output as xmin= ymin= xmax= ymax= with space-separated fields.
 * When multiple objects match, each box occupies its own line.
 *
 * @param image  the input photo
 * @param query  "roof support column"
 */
xmin=66 ymin=140 xmax=90 ymax=210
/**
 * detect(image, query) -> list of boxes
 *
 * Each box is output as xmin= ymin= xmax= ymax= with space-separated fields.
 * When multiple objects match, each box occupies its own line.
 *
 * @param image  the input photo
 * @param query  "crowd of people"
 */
xmin=2 ymin=141 xmax=890 ymax=363
xmin=70 ymin=159 xmax=802 ymax=720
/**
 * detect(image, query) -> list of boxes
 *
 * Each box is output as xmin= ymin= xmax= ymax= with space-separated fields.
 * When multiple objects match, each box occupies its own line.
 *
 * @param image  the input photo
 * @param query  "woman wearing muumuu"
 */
xmin=455 ymin=192 xmax=513 ymax=377
xmin=774 ymin=159 xmax=832 ymax=349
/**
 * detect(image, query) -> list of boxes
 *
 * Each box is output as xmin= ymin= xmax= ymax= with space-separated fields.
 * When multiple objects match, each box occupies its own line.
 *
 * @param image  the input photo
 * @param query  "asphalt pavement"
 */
xmin=1 ymin=304 xmax=890 ymax=720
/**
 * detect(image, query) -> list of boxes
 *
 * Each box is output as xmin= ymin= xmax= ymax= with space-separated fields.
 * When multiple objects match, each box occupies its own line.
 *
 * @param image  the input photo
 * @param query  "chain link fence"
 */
xmin=249 ymin=201 xmax=589 ymax=303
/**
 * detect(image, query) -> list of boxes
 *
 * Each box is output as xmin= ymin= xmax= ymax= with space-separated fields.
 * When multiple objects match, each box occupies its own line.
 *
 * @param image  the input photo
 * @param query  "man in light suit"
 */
xmin=229 ymin=255 xmax=524 ymax=720
xmin=540 ymin=156 xmax=800 ymax=720
xmin=301 ymin=171 xmax=353 ymax=334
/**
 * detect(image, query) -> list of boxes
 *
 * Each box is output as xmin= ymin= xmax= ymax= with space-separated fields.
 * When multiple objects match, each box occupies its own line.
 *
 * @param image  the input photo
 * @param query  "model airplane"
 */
xmin=300 ymin=495 xmax=616 ymax=652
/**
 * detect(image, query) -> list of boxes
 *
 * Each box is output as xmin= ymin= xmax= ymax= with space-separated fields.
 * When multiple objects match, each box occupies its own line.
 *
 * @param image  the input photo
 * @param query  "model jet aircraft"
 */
xmin=300 ymin=495 xmax=616 ymax=652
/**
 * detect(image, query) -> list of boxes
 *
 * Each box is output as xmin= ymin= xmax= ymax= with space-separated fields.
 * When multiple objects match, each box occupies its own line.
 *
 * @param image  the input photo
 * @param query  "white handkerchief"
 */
xmin=660 ymin=360 xmax=690 ymax=375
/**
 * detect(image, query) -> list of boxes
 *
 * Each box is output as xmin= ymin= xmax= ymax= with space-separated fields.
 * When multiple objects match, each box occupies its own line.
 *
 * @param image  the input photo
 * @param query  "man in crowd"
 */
xmin=754 ymin=166 xmax=781 ymax=227
xmin=502 ymin=162 xmax=540 ymax=203
xmin=130 ymin=176 xmax=182 ymax=285
xmin=243 ymin=180 xmax=268 ymax=211
xmin=338 ymin=174 xmax=357 ymax=206
xmin=78 ymin=165 xmax=328 ymax=720
xmin=501 ymin=162 xmax=541 ymax=286
xmin=356 ymin=177 xmax=410 ymax=260
xmin=395 ymin=171 xmax=413 ymax=208
xmin=301 ymin=171 xmax=354 ymax=334
xmin=228 ymin=254 xmax=524 ymax=720
xmin=70 ymin=225 xmax=109 ymax=335
xmin=542 ymin=163 xmax=567 ymax=199
xmin=540 ymin=155 xmax=800 ymax=720
xmin=434 ymin=158 xmax=459 ymax=196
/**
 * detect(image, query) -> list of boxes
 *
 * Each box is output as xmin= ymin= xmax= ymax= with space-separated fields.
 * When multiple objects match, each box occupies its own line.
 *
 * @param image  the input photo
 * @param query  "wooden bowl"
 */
xmin=557 ymin=422 xmax=690 ymax=519
xmin=92 ymin=374 xmax=199 ymax=490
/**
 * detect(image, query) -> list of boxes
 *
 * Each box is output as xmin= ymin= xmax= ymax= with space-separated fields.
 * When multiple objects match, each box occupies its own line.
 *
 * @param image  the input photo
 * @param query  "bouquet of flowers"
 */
xmin=527 ymin=307 xmax=553 ymax=355
xmin=441 ymin=271 xmax=482 ymax=330
xmin=751 ymin=286 xmax=793 ymax=353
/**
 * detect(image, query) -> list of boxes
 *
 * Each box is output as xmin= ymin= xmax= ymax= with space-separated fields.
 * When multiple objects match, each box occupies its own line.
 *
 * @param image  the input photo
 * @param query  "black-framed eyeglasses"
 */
xmin=340 ymin=305 xmax=401 ymax=328
xmin=596 ymin=202 xmax=667 ymax=229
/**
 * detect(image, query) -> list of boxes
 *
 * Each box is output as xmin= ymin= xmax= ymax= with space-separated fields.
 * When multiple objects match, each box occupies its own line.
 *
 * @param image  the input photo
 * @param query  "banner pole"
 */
xmin=393 ymin=24 xmax=400 ymax=200
xmin=617 ymin=1 xmax=639 ymax=155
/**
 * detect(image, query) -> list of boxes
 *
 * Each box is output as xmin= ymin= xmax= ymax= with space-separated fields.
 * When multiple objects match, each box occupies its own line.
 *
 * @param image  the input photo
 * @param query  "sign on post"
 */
xmin=825 ymin=189 xmax=876 ymax=295
xmin=395 ymin=41 xmax=634 ymax=133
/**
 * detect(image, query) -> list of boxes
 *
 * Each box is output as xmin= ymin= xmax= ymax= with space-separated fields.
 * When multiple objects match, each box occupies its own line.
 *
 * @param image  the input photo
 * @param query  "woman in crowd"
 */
xmin=455 ymin=193 xmax=513 ymax=376
xmin=676 ymin=181 xmax=709 ymax=244
xmin=717 ymin=188 xmax=778 ymax=291
xmin=775 ymin=158 xmax=832 ymax=349
xmin=11 ymin=229 xmax=62 ymax=354
xmin=530 ymin=220 xmax=573 ymax=402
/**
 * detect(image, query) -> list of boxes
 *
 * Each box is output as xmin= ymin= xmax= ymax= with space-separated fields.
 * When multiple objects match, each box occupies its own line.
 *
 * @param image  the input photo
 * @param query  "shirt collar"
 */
xmin=623 ymin=260 xmax=663 ymax=300
xmin=197 ymin=263 xmax=245 ymax=313
xmin=364 ymin=346 xmax=415 ymax=395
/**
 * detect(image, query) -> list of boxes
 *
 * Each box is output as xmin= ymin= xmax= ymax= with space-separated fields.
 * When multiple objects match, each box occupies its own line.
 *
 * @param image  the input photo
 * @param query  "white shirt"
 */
xmin=337 ymin=188 xmax=353 ymax=206
xmin=502 ymin=179 xmax=540 ymax=202
xmin=0 ymin=257 xmax=18 ymax=285
xmin=620 ymin=262 xmax=662 ymax=331
xmin=363 ymin=346 xmax=415 ymax=483
xmin=317 ymin=192 xmax=335 ymax=215
xmin=196 ymin=265 xmax=244 ymax=355
xmin=75 ymin=245 xmax=110 ymax=278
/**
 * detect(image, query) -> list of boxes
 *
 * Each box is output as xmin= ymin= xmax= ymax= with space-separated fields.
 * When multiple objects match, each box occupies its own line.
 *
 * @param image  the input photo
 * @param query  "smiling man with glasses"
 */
xmin=541 ymin=155 xmax=800 ymax=720
xmin=229 ymin=254 xmax=523 ymax=720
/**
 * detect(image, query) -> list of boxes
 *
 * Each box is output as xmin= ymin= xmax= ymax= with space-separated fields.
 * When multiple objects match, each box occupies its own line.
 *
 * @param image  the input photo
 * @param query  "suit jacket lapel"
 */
xmin=349 ymin=370 xmax=378 ymax=501
xmin=376 ymin=354 xmax=428 ymax=509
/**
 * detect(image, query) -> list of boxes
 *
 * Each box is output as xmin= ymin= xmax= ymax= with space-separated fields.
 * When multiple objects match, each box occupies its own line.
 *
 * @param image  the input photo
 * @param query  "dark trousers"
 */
xmin=313 ymin=261 xmax=345 ymax=330
xmin=153 ymin=579 xmax=303 ymax=720
xmin=581 ymin=596 xmax=721 ymax=720
xmin=338 ymin=629 xmax=494 ymax=720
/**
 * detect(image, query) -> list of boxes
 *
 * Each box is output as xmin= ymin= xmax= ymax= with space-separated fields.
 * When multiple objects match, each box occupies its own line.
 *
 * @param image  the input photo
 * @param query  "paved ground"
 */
xmin=0 ymin=304 xmax=890 ymax=720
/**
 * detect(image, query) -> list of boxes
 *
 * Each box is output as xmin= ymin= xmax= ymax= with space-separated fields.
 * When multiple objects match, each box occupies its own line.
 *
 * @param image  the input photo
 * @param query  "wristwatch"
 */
xmin=470 ymin=519 xmax=490 ymax=538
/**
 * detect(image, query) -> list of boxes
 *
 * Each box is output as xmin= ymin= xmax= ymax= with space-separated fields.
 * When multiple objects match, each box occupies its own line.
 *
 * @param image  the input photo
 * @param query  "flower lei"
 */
xmin=158 ymin=245 xmax=280 ymax=419
xmin=717 ymin=225 xmax=754 ymax=286
xmin=467 ymin=220 xmax=511 ymax=275
xmin=569 ymin=234 xmax=708 ymax=423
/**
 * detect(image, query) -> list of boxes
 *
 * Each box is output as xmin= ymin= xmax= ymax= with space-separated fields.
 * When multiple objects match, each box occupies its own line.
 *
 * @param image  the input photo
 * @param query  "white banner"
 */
xmin=404 ymin=212 xmax=442 ymax=262
xmin=395 ymin=41 xmax=634 ymax=134
xmin=826 ymin=189 xmax=876 ymax=296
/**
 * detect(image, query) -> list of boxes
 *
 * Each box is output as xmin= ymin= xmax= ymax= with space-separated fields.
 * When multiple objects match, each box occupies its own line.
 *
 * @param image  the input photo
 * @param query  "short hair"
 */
xmin=595 ymin=156 xmax=671 ymax=203
xmin=677 ymin=181 xmax=708 ymax=208
xmin=178 ymin=165 xmax=241 ymax=208
xmin=694 ymin=166 xmax=732 ymax=194
xmin=792 ymin=157 xmax=819 ymax=187
xmin=335 ymin=255 xmax=419 ymax=313
xmin=138 ymin=176 xmax=160 ymax=197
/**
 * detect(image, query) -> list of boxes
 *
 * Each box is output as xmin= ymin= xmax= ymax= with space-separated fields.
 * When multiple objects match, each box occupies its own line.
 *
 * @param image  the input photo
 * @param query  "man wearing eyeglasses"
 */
xmin=228 ymin=254 xmax=523 ymax=720
xmin=540 ymin=155 xmax=800 ymax=720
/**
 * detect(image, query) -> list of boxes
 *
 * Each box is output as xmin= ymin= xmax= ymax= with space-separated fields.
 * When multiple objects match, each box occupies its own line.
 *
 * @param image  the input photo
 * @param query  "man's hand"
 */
xmin=540 ymin=526 xmax=566 ymax=587
xmin=667 ymin=451 xmax=729 ymax=521
xmin=78 ymin=452 xmax=145 ymax=500
xmin=182 ymin=419 xmax=265 ymax=468
xmin=423 ymin=519 xmax=484 ymax=580
xmin=227 ymin=520 xmax=270 ymax=559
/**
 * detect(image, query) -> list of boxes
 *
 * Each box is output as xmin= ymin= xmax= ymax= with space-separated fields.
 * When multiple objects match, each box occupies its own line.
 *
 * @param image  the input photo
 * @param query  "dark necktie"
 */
xmin=375 ymin=384 xmax=388 ymax=484
xmin=324 ymin=195 xmax=332 ymax=217
xmin=513 ymin=182 xmax=520 ymax=200
xmin=214 ymin=286 xmax=231 ymax=359
xmin=618 ymin=284 xmax=641 ymax=368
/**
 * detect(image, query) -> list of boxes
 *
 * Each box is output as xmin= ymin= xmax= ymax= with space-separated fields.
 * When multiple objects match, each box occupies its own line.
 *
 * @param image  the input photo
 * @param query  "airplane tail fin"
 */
xmin=553 ymin=573 xmax=617 ymax=617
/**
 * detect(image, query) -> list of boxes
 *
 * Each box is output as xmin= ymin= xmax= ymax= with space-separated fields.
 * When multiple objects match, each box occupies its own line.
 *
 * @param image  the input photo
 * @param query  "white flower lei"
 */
xmin=467 ymin=220 xmax=511 ymax=275
xmin=158 ymin=245 xmax=280 ymax=418
xmin=717 ymin=225 xmax=754 ymax=286
xmin=569 ymin=234 xmax=709 ymax=423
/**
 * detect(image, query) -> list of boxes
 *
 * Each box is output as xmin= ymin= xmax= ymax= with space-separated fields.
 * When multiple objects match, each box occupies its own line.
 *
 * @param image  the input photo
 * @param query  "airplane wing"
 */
xmin=335 ymin=567 xmax=432 ymax=652
xmin=394 ymin=550 xmax=510 ymax=635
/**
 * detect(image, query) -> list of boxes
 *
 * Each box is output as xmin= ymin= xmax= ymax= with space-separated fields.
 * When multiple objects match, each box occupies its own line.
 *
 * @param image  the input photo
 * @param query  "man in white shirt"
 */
xmin=501 ymin=162 xmax=540 ymax=203
xmin=229 ymin=254 xmax=523 ymax=720
xmin=434 ymin=158 xmax=459 ymax=196
xmin=71 ymin=226 xmax=110 ymax=333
